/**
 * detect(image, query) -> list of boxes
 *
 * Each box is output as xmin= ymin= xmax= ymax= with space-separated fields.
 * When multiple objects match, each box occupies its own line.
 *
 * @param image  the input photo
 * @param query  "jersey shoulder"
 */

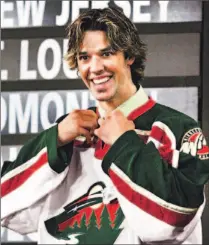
xmin=153 ymin=102 xmax=199 ymax=127
xmin=151 ymin=103 xmax=203 ymax=149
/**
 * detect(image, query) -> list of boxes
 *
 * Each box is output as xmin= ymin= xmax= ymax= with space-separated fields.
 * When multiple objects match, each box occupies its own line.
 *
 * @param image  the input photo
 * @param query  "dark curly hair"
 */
xmin=65 ymin=7 xmax=147 ymax=87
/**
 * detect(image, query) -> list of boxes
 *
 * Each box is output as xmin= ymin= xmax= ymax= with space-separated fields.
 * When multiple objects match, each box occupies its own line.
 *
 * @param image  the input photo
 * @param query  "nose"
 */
xmin=90 ymin=56 xmax=104 ymax=74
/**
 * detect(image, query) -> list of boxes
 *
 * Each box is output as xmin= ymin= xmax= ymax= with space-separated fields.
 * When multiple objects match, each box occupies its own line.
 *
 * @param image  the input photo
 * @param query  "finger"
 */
xmin=89 ymin=128 xmax=94 ymax=136
xmin=81 ymin=115 xmax=99 ymax=129
xmin=94 ymin=128 xmax=99 ymax=137
xmin=81 ymin=114 xmax=98 ymax=123
xmin=112 ymin=109 xmax=124 ymax=118
xmin=78 ymin=127 xmax=92 ymax=144
xmin=128 ymin=120 xmax=135 ymax=127
xmin=81 ymin=115 xmax=98 ymax=123
xmin=89 ymin=122 xmax=99 ymax=134
xmin=80 ymin=110 xmax=98 ymax=119
xmin=111 ymin=109 xmax=120 ymax=115
xmin=105 ymin=110 xmax=112 ymax=118
xmin=98 ymin=118 xmax=105 ymax=126
xmin=79 ymin=118 xmax=98 ymax=129
xmin=71 ymin=110 xmax=98 ymax=122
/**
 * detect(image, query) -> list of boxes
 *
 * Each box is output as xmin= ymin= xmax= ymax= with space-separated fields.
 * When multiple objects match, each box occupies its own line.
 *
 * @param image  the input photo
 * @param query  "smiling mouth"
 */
xmin=91 ymin=76 xmax=113 ymax=85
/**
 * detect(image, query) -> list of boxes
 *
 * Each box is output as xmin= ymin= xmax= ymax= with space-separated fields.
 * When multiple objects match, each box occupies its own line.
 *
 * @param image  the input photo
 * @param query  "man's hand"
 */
xmin=94 ymin=110 xmax=135 ymax=145
xmin=58 ymin=110 xmax=98 ymax=146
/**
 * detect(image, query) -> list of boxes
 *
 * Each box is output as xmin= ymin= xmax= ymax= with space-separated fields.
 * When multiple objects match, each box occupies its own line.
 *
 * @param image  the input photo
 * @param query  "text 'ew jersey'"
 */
xmin=1 ymin=87 xmax=209 ymax=244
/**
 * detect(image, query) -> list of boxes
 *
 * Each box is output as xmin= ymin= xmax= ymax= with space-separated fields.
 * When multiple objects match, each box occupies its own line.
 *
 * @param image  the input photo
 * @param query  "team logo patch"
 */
xmin=45 ymin=182 xmax=124 ymax=244
xmin=180 ymin=128 xmax=209 ymax=160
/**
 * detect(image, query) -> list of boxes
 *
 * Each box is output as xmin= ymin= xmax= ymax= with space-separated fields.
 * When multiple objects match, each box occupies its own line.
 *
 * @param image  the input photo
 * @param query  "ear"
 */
xmin=126 ymin=57 xmax=135 ymax=66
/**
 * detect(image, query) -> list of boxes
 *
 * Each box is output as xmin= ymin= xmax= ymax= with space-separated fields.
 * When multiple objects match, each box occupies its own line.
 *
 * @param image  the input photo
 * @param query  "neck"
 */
xmin=98 ymin=83 xmax=137 ymax=115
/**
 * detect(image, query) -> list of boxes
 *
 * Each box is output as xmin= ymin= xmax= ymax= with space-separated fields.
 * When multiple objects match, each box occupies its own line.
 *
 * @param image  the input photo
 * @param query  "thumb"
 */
xmin=94 ymin=128 xmax=99 ymax=137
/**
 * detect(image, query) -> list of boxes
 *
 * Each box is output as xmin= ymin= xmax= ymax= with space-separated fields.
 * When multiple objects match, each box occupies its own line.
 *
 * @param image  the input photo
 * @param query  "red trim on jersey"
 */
xmin=150 ymin=126 xmax=172 ymax=148
xmin=150 ymin=125 xmax=175 ymax=165
xmin=127 ymin=98 xmax=156 ymax=121
xmin=109 ymin=168 xmax=196 ymax=227
xmin=158 ymin=148 xmax=174 ymax=165
xmin=1 ymin=152 xmax=48 ymax=197
xmin=94 ymin=141 xmax=110 ymax=160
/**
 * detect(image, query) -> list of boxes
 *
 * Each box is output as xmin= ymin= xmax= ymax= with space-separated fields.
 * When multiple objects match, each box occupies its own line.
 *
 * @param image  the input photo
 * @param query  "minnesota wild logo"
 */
xmin=45 ymin=182 xmax=124 ymax=244
xmin=181 ymin=128 xmax=209 ymax=160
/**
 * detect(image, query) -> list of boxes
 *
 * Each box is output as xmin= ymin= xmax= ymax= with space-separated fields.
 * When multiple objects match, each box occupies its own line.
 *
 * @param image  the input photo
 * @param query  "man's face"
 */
xmin=77 ymin=31 xmax=135 ymax=103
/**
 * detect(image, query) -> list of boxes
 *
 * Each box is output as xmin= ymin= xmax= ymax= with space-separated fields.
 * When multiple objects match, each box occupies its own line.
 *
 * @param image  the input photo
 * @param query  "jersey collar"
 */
xmin=97 ymin=86 xmax=156 ymax=120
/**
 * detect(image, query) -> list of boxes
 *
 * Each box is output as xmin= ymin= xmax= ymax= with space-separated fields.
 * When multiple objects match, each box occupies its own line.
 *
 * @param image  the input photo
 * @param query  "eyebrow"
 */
xmin=78 ymin=46 xmax=114 ymax=56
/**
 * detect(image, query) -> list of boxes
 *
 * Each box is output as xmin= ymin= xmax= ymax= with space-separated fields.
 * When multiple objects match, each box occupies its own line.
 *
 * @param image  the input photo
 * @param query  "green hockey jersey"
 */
xmin=1 ymin=87 xmax=209 ymax=244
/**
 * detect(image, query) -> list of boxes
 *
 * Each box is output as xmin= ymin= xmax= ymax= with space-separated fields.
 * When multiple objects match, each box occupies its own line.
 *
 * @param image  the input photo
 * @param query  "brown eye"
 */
xmin=102 ymin=52 xmax=113 ymax=57
xmin=79 ymin=55 xmax=88 ymax=60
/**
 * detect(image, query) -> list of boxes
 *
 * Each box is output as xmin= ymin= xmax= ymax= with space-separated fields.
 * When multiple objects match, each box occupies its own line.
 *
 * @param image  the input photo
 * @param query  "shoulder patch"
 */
xmin=180 ymin=128 xmax=209 ymax=160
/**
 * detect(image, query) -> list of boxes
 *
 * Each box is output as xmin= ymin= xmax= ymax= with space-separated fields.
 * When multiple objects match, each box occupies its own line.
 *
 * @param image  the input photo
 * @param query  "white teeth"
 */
xmin=93 ymin=77 xmax=111 ymax=84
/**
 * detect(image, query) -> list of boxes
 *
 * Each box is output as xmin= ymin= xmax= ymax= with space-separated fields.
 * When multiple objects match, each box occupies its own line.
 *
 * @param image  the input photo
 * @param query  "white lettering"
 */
xmin=1 ymin=41 xmax=8 ymax=80
xmin=115 ymin=1 xmax=131 ymax=18
xmin=20 ymin=40 xmax=37 ymax=79
xmin=66 ymin=92 xmax=80 ymax=112
xmin=91 ymin=1 xmax=131 ymax=18
xmin=40 ymin=92 xmax=64 ymax=129
xmin=4 ymin=91 xmax=97 ymax=134
xmin=9 ymin=93 xmax=38 ymax=133
xmin=91 ymin=1 xmax=109 ymax=9
xmin=71 ymin=1 xmax=89 ymax=22
xmin=81 ymin=91 xmax=90 ymax=109
xmin=1 ymin=96 xmax=7 ymax=131
xmin=37 ymin=39 xmax=62 ymax=79
xmin=56 ymin=1 xmax=70 ymax=26
xmin=133 ymin=1 xmax=151 ymax=22
xmin=90 ymin=92 xmax=98 ymax=107
xmin=1 ymin=1 xmax=14 ymax=28
xmin=159 ymin=1 xmax=169 ymax=22
xmin=16 ymin=1 xmax=46 ymax=27
xmin=81 ymin=91 xmax=96 ymax=109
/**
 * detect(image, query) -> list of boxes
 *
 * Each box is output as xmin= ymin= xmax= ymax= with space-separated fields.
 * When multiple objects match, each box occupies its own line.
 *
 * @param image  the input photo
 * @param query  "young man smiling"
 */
xmin=77 ymin=31 xmax=136 ymax=105
xmin=1 ymin=7 xmax=209 ymax=244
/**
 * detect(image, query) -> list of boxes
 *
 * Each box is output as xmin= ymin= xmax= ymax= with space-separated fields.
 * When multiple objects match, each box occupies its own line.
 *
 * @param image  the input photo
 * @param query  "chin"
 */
xmin=95 ymin=93 xmax=114 ymax=102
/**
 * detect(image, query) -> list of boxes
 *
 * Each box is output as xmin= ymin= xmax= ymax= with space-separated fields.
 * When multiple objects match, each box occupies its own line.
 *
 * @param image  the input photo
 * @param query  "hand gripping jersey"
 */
xmin=1 ymin=87 xmax=209 ymax=244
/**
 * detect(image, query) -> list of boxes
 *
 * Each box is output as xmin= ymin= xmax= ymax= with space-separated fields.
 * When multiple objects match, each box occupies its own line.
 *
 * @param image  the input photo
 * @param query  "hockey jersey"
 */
xmin=1 ymin=87 xmax=209 ymax=244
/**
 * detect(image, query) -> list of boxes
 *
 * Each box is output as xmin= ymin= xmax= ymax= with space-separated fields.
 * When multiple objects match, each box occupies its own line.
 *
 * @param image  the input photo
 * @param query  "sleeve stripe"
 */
xmin=109 ymin=164 xmax=197 ymax=227
xmin=150 ymin=125 xmax=175 ymax=149
xmin=147 ymin=136 xmax=179 ymax=167
xmin=172 ymin=150 xmax=180 ymax=168
xmin=1 ymin=150 xmax=48 ymax=197
xmin=148 ymin=123 xmax=179 ymax=168
xmin=1 ymin=147 xmax=47 ymax=183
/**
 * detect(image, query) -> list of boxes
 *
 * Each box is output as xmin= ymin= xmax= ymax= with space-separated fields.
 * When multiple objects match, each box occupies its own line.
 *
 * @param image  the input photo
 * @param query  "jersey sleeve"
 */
xmin=101 ymin=116 xmax=209 ymax=243
xmin=1 ymin=124 xmax=74 ymax=234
